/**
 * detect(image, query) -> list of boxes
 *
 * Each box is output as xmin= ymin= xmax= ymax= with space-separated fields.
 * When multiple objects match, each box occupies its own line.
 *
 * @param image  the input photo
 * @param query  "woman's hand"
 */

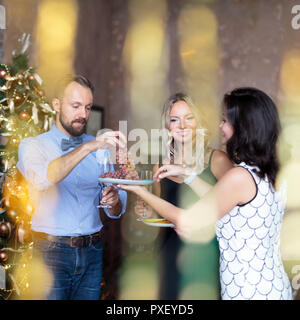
xmin=153 ymin=164 xmax=190 ymax=183
xmin=116 ymin=184 xmax=145 ymax=195
xmin=135 ymin=198 xmax=153 ymax=219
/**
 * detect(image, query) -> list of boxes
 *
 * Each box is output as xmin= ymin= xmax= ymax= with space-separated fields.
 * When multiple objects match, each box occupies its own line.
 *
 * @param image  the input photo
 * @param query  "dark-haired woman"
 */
xmin=119 ymin=87 xmax=292 ymax=300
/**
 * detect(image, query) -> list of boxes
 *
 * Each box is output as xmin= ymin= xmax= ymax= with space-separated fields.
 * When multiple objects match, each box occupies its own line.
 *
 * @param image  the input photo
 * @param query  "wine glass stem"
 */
xmin=97 ymin=183 xmax=112 ymax=208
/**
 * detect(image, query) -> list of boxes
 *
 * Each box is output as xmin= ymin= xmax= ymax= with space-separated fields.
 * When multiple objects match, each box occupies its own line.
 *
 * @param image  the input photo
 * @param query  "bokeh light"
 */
xmin=280 ymin=49 xmax=300 ymax=115
xmin=123 ymin=0 xmax=168 ymax=134
xmin=13 ymin=249 xmax=53 ymax=300
xmin=281 ymin=210 xmax=300 ymax=261
xmin=120 ymin=0 xmax=168 ymax=299
xmin=119 ymin=253 xmax=159 ymax=300
xmin=35 ymin=0 xmax=78 ymax=98
xmin=178 ymin=4 xmax=220 ymax=145
xmin=179 ymin=282 xmax=218 ymax=300
xmin=278 ymin=49 xmax=300 ymax=284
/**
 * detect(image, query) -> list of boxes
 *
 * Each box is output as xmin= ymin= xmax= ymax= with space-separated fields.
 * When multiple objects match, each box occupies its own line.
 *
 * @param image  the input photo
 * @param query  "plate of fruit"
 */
xmin=142 ymin=218 xmax=175 ymax=228
xmin=98 ymin=150 xmax=154 ymax=185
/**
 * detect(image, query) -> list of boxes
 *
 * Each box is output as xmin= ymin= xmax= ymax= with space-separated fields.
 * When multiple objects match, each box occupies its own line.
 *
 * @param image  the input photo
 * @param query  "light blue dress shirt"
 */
xmin=16 ymin=124 xmax=127 ymax=236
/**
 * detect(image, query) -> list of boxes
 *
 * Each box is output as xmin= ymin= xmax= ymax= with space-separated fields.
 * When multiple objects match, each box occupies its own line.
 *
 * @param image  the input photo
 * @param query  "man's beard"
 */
xmin=60 ymin=114 xmax=87 ymax=137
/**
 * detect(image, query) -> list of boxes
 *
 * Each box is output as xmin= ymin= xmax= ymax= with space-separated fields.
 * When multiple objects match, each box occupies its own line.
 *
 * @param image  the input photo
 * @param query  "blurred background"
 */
xmin=1 ymin=0 xmax=300 ymax=300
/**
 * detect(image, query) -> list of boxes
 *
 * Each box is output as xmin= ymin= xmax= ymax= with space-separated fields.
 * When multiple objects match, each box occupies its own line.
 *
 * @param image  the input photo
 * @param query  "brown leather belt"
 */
xmin=32 ymin=230 xmax=102 ymax=248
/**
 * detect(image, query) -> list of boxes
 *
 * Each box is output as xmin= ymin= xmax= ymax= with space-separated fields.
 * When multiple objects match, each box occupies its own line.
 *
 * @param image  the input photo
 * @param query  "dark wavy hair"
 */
xmin=223 ymin=87 xmax=281 ymax=187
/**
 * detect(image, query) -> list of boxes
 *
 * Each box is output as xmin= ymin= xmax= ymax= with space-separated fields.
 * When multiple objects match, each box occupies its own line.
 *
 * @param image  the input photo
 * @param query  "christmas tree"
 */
xmin=0 ymin=34 xmax=55 ymax=299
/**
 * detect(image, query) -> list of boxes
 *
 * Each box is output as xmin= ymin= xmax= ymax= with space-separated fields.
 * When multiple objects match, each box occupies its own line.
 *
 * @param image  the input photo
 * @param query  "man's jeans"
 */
xmin=33 ymin=237 xmax=103 ymax=300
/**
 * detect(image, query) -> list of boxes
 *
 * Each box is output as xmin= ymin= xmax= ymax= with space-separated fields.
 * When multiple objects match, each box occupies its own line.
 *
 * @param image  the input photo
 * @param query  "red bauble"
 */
xmin=0 ymin=250 xmax=8 ymax=262
xmin=0 ymin=221 xmax=11 ymax=238
xmin=0 ymin=69 xmax=7 ymax=79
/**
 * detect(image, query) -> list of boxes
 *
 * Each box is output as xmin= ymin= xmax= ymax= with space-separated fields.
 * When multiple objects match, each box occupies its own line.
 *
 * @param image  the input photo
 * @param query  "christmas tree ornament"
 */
xmin=0 ymin=69 xmax=7 ymax=79
xmin=0 ymin=250 xmax=8 ymax=263
xmin=14 ymin=94 xmax=22 ymax=101
xmin=16 ymin=222 xmax=32 ymax=244
xmin=8 ymin=100 xmax=15 ymax=113
xmin=31 ymin=104 xmax=38 ymax=124
xmin=0 ymin=221 xmax=11 ymax=239
xmin=33 ymin=73 xmax=42 ymax=86
xmin=5 ymin=115 xmax=18 ymax=132
xmin=19 ymin=111 xmax=30 ymax=121
xmin=9 ymin=136 xmax=21 ymax=147
xmin=7 ymin=210 xmax=17 ymax=220
xmin=13 ymin=94 xmax=24 ymax=108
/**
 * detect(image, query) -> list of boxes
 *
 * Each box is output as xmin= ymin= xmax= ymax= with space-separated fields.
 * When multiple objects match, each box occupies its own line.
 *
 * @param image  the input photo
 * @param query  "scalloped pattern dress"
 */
xmin=216 ymin=162 xmax=292 ymax=300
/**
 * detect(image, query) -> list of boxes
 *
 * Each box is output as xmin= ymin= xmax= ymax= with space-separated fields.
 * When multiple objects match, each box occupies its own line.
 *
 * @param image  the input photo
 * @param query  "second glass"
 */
xmin=136 ymin=170 xmax=153 ymax=221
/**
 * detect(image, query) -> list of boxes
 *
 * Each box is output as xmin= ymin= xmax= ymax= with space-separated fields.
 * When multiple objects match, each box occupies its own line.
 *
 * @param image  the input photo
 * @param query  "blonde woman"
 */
xmin=136 ymin=93 xmax=232 ymax=299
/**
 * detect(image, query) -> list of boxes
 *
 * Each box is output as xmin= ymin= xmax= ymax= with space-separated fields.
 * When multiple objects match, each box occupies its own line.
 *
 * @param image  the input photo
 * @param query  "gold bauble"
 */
xmin=10 ymin=136 xmax=21 ymax=147
xmin=7 ymin=210 xmax=17 ymax=220
xmin=19 ymin=111 xmax=30 ymax=121
xmin=15 ymin=94 xmax=22 ymax=101
xmin=14 ymin=93 xmax=25 ymax=107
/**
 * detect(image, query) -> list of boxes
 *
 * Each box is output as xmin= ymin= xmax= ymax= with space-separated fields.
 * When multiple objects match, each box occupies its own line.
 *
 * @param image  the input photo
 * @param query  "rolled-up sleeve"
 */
xmin=17 ymin=138 xmax=55 ymax=191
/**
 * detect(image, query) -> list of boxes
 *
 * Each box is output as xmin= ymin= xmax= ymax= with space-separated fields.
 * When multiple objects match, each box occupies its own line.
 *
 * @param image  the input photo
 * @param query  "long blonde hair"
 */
xmin=161 ymin=93 xmax=206 ymax=172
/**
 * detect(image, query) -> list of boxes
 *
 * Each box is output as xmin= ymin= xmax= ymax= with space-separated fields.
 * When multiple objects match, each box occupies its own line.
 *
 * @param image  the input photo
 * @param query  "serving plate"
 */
xmin=142 ymin=218 xmax=175 ymax=228
xmin=99 ymin=178 xmax=154 ymax=185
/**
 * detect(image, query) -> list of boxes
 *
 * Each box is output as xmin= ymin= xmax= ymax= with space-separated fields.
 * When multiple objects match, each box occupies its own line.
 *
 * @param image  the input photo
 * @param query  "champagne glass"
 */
xmin=98 ymin=155 xmax=112 ymax=209
xmin=136 ymin=170 xmax=153 ymax=221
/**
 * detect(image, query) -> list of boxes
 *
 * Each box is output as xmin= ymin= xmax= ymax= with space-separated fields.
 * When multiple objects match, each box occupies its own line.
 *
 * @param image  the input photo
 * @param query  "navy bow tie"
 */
xmin=61 ymin=137 xmax=83 ymax=151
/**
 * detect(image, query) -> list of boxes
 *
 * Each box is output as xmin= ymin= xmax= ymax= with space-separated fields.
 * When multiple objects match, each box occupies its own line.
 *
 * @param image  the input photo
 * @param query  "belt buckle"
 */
xmin=70 ymin=235 xmax=95 ymax=248
xmin=70 ymin=236 xmax=81 ymax=248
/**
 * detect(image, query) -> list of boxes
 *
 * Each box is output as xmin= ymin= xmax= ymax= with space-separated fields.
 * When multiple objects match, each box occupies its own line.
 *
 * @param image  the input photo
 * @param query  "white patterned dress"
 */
xmin=216 ymin=162 xmax=292 ymax=300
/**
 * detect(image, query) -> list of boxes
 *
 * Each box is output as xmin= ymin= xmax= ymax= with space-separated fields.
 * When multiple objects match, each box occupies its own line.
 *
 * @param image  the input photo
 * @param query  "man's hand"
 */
xmin=101 ymin=186 xmax=120 ymax=207
xmin=96 ymin=130 xmax=127 ymax=150
xmin=85 ymin=131 xmax=127 ymax=154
